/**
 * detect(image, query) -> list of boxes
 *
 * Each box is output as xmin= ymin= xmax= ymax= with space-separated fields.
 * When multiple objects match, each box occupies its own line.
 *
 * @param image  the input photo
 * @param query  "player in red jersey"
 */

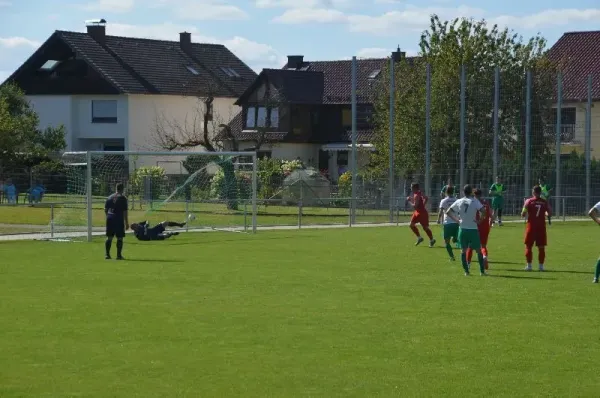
xmin=466 ymin=188 xmax=493 ymax=270
xmin=521 ymin=185 xmax=552 ymax=271
xmin=407 ymin=183 xmax=435 ymax=247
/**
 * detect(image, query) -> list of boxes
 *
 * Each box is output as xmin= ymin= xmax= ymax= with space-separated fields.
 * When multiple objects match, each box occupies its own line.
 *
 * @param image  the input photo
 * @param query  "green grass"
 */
xmin=1 ymin=223 xmax=599 ymax=397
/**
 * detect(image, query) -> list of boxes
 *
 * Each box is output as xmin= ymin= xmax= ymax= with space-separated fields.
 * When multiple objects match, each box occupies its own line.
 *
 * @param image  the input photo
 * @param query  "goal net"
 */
xmin=54 ymin=151 xmax=257 ymax=241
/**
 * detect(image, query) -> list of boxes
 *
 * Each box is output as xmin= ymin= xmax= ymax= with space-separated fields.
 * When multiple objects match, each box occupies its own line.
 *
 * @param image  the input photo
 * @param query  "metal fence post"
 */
xmin=525 ymin=70 xmax=532 ymax=198
xmin=244 ymin=201 xmax=248 ymax=232
xmin=50 ymin=204 xmax=54 ymax=238
xmin=185 ymin=200 xmax=189 ymax=232
xmin=555 ymin=72 xmax=562 ymax=218
xmin=425 ymin=63 xmax=431 ymax=200
xmin=493 ymin=66 xmax=500 ymax=180
xmin=351 ymin=56 xmax=358 ymax=225
xmin=298 ymin=200 xmax=303 ymax=229
xmin=389 ymin=56 xmax=395 ymax=223
xmin=459 ymin=64 xmax=466 ymax=190
xmin=586 ymin=75 xmax=592 ymax=212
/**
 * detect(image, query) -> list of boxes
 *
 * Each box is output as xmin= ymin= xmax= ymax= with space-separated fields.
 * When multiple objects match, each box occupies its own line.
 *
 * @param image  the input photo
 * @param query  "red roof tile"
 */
xmin=548 ymin=31 xmax=600 ymax=101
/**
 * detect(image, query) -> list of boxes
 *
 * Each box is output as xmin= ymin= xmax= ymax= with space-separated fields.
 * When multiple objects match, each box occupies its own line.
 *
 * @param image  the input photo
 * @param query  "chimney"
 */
xmin=391 ymin=46 xmax=404 ymax=62
xmin=287 ymin=55 xmax=304 ymax=69
xmin=86 ymin=18 xmax=107 ymax=45
xmin=180 ymin=32 xmax=192 ymax=52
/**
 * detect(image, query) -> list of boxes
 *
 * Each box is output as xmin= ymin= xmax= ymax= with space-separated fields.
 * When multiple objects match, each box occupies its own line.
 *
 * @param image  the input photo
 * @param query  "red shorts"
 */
xmin=525 ymin=227 xmax=547 ymax=247
xmin=411 ymin=211 xmax=429 ymax=227
xmin=478 ymin=227 xmax=490 ymax=246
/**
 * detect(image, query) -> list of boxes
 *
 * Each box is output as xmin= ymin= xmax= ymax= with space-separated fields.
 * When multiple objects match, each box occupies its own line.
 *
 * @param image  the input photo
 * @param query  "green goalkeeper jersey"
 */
xmin=490 ymin=183 xmax=505 ymax=197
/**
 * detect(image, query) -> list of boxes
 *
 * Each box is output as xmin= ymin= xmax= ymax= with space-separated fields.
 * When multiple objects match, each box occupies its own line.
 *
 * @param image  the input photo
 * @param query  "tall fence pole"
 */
xmin=425 ymin=63 xmax=432 ymax=201
xmin=351 ymin=56 xmax=358 ymax=224
xmin=459 ymin=64 xmax=466 ymax=190
xmin=493 ymin=66 xmax=500 ymax=181
xmin=555 ymin=72 xmax=562 ymax=217
xmin=586 ymin=74 xmax=592 ymax=212
xmin=388 ymin=56 xmax=395 ymax=223
xmin=525 ymin=70 xmax=532 ymax=197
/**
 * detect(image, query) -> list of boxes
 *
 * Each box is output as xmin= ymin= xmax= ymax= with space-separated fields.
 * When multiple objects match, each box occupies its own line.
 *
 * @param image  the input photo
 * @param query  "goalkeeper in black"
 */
xmin=105 ymin=183 xmax=129 ymax=260
xmin=130 ymin=220 xmax=187 ymax=241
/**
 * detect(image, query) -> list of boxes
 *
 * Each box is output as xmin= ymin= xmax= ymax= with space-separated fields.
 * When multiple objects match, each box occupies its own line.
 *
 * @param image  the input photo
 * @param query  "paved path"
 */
xmin=0 ymin=218 xmax=592 ymax=242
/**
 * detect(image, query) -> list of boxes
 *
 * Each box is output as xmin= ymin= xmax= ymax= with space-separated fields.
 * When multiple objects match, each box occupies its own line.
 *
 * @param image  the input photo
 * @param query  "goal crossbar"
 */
xmin=61 ymin=150 xmax=258 ymax=241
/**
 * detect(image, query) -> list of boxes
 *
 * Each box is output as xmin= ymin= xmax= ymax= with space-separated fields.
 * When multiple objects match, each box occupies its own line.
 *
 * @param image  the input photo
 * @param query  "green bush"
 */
xmin=131 ymin=166 xmax=167 ymax=200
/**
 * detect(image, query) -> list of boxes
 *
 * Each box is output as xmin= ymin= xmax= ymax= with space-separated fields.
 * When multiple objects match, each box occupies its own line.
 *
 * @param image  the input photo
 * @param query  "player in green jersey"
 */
xmin=489 ymin=176 xmax=507 ymax=226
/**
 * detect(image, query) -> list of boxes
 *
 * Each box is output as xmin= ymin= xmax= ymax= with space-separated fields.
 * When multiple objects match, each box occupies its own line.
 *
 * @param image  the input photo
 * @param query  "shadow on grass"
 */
xmin=490 ymin=261 xmax=521 ymax=265
xmin=158 ymin=234 xmax=319 ymax=246
xmin=539 ymin=269 xmax=593 ymax=275
xmin=504 ymin=268 xmax=592 ymax=275
xmin=488 ymin=274 xmax=556 ymax=280
xmin=119 ymin=258 xmax=185 ymax=263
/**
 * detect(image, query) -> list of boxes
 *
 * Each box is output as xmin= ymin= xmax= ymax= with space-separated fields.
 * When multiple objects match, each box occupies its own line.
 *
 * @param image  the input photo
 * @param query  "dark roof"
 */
xmin=7 ymin=30 xmax=256 ymax=97
xmin=282 ymin=58 xmax=390 ymax=104
xmin=547 ymin=31 xmax=600 ymax=101
xmin=235 ymin=69 xmax=325 ymax=105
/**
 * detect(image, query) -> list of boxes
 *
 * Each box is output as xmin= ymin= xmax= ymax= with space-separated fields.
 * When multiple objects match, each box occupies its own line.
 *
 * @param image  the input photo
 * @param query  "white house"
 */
xmin=5 ymin=21 xmax=257 ymax=173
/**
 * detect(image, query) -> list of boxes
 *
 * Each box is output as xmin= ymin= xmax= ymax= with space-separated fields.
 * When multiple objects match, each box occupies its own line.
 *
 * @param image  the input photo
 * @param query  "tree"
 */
xmin=0 ymin=82 xmax=66 ymax=175
xmin=370 ymin=15 xmax=557 ymax=180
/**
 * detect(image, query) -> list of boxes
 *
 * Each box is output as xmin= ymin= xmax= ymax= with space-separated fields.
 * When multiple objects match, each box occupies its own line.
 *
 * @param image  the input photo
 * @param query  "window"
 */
xmin=342 ymin=108 xmax=351 ymax=127
xmin=257 ymin=107 xmax=267 ymax=127
xmin=368 ymin=69 xmax=381 ymax=79
xmin=552 ymin=107 xmax=576 ymax=125
xmin=257 ymin=151 xmax=272 ymax=159
xmin=186 ymin=65 xmax=199 ymax=75
xmin=220 ymin=66 xmax=240 ymax=78
xmin=551 ymin=107 xmax=576 ymax=142
xmin=246 ymin=107 xmax=279 ymax=128
xmin=92 ymin=100 xmax=118 ymax=123
xmin=246 ymin=107 xmax=256 ymax=128
xmin=270 ymin=108 xmax=279 ymax=128
xmin=40 ymin=60 xmax=60 ymax=71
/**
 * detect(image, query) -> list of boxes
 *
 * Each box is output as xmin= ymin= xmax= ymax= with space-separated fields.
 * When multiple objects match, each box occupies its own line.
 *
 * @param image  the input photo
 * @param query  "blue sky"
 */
xmin=1 ymin=0 xmax=600 ymax=83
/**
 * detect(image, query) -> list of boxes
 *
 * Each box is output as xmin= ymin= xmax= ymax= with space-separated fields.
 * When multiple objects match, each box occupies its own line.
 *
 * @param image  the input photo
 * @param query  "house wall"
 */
xmin=128 ymin=94 xmax=239 ymax=173
xmin=27 ymin=95 xmax=74 ymax=150
xmin=27 ymin=94 xmax=128 ymax=152
xmin=560 ymin=101 xmax=600 ymax=158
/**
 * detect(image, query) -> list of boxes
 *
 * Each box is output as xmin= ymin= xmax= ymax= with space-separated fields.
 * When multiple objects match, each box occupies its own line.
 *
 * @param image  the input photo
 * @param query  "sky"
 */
xmin=0 ymin=0 xmax=599 ymax=83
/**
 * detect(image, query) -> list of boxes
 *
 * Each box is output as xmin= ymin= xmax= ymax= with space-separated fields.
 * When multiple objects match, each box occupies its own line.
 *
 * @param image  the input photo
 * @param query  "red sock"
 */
xmin=424 ymin=228 xmax=433 ymax=240
xmin=525 ymin=246 xmax=533 ymax=263
xmin=466 ymin=248 xmax=473 ymax=263
xmin=538 ymin=247 xmax=546 ymax=264
xmin=481 ymin=247 xmax=488 ymax=257
xmin=410 ymin=225 xmax=420 ymax=237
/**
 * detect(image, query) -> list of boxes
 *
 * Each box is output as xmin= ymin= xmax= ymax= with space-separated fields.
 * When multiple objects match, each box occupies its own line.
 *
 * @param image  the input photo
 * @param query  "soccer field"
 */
xmin=1 ymin=222 xmax=599 ymax=397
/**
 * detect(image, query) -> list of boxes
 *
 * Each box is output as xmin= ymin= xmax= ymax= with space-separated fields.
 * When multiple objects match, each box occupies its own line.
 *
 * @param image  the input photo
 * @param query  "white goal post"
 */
xmin=59 ymin=150 xmax=258 ymax=242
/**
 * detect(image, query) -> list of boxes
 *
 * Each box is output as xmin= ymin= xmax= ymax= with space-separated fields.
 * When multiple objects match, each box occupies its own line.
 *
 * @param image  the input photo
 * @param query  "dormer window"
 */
xmin=40 ymin=60 xmax=61 ymax=71
xmin=368 ymin=69 xmax=381 ymax=79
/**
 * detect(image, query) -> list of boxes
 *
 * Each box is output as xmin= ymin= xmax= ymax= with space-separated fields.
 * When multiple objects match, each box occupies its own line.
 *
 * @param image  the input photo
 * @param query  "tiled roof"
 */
xmin=10 ymin=30 xmax=256 ymax=97
xmin=547 ymin=31 xmax=600 ymax=101
xmin=283 ymin=58 xmax=390 ymax=104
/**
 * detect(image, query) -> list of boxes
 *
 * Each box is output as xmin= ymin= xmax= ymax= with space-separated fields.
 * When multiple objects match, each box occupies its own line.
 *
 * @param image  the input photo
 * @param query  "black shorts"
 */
xmin=106 ymin=218 xmax=125 ymax=238
xmin=146 ymin=225 xmax=166 ymax=240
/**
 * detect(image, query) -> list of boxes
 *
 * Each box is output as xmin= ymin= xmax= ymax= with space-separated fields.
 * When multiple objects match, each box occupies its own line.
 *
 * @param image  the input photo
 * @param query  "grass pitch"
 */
xmin=0 ymin=222 xmax=599 ymax=397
